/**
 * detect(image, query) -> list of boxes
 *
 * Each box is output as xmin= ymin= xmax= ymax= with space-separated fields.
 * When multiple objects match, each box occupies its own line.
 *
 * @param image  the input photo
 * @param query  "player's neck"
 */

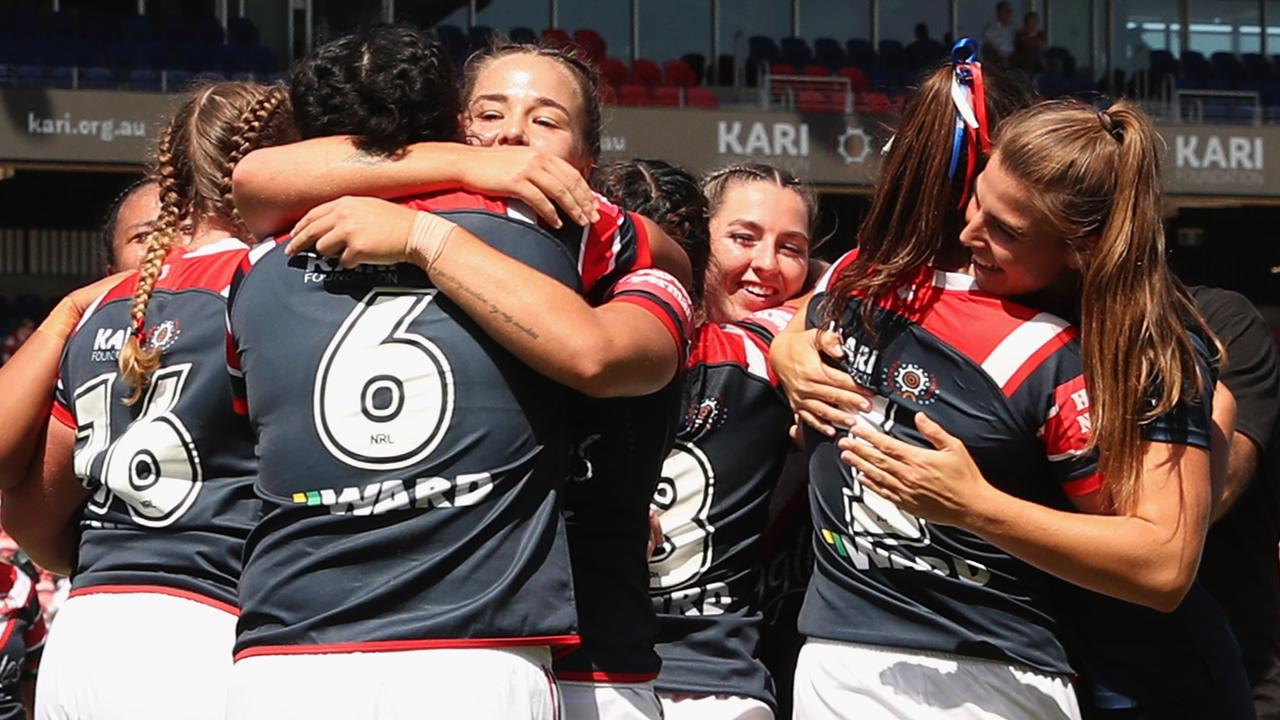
xmin=186 ymin=216 xmax=245 ymax=250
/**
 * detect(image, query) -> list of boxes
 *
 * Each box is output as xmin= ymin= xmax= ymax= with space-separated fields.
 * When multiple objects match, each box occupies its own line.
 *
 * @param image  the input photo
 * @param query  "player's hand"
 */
xmin=457 ymin=146 xmax=599 ymax=229
xmin=38 ymin=272 xmax=132 ymax=342
xmin=770 ymin=328 xmax=871 ymax=437
xmin=286 ymin=197 xmax=420 ymax=267
xmin=647 ymin=509 xmax=663 ymax=559
xmin=836 ymin=412 xmax=993 ymax=528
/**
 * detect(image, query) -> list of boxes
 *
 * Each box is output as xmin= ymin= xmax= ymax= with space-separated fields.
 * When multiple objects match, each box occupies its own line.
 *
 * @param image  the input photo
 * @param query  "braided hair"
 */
xmin=118 ymin=81 xmax=296 ymax=403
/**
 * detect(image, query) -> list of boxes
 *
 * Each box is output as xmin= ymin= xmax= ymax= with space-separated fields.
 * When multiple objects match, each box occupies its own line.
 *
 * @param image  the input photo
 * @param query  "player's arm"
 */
xmin=1 ymin=418 xmax=86 ymax=575
xmin=838 ymin=407 xmax=1224 ymax=612
xmin=287 ymin=197 xmax=686 ymax=398
xmin=0 ymin=274 xmax=124 ymax=490
xmin=231 ymin=137 xmax=598 ymax=237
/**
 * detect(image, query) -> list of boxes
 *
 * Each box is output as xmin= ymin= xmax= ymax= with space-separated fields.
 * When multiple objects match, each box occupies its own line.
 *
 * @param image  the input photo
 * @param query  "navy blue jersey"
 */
xmin=226 ymin=191 xmax=653 ymax=658
xmin=1068 ymin=333 xmax=1253 ymax=715
xmin=0 ymin=560 xmax=44 ymax=720
xmin=801 ymin=251 xmax=1095 ymax=675
xmin=648 ymin=306 xmax=797 ymax=706
xmin=554 ymin=269 xmax=695 ymax=683
xmin=52 ymin=238 xmax=260 ymax=612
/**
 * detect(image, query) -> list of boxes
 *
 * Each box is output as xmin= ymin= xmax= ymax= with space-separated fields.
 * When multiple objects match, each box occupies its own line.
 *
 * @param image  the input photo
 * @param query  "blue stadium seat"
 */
xmin=845 ymin=39 xmax=876 ymax=69
xmin=813 ymin=37 xmax=845 ymax=69
xmin=748 ymin=35 xmax=780 ymax=64
xmin=878 ymin=40 xmax=906 ymax=69
xmin=229 ymin=16 xmax=261 ymax=47
xmin=79 ymin=66 xmax=118 ymax=90
xmin=780 ymin=37 xmax=813 ymax=68
xmin=128 ymin=68 xmax=163 ymax=91
xmin=15 ymin=65 xmax=47 ymax=88
xmin=508 ymin=26 xmax=538 ymax=45
xmin=469 ymin=25 xmax=495 ymax=52
xmin=47 ymin=65 xmax=75 ymax=89
xmin=163 ymin=69 xmax=192 ymax=92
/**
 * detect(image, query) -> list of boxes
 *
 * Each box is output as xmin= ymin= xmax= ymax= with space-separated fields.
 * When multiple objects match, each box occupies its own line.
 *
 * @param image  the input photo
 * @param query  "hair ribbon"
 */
xmin=948 ymin=38 xmax=991 ymax=208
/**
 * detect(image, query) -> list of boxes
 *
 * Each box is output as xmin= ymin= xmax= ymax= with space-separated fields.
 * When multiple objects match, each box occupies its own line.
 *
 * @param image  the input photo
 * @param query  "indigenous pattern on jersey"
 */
xmin=51 ymin=238 xmax=260 ymax=612
xmin=226 ymin=191 xmax=654 ymax=658
xmin=648 ymin=306 xmax=797 ymax=707
xmin=800 ymin=250 xmax=1094 ymax=675
xmin=554 ymin=269 xmax=695 ymax=684
xmin=0 ymin=559 xmax=45 ymax=720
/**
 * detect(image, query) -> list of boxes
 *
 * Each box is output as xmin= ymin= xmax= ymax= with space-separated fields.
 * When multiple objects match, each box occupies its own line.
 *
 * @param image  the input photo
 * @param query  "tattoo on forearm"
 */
xmin=342 ymin=150 xmax=389 ymax=167
xmin=430 ymin=266 xmax=541 ymax=340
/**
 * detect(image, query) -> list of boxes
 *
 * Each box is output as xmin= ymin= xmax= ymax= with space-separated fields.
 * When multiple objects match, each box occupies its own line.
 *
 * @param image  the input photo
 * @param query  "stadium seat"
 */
xmin=79 ymin=66 xmax=118 ymax=90
xmin=574 ymin=29 xmax=607 ymax=63
xmin=769 ymin=63 xmax=798 ymax=76
xmin=1181 ymin=50 xmax=1210 ymax=82
xmin=469 ymin=25 xmax=495 ymax=51
xmin=845 ymin=39 xmax=877 ymax=69
xmin=803 ymin=64 xmax=832 ymax=77
xmin=541 ymin=28 xmax=572 ymax=49
xmin=780 ymin=37 xmax=813 ymax=68
xmin=163 ymin=69 xmax=191 ymax=91
xmin=508 ymin=26 xmax=538 ymax=45
xmin=48 ymin=66 xmax=75 ymax=89
xmin=663 ymin=59 xmax=698 ymax=87
xmin=680 ymin=53 xmax=706 ymax=83
xmin=599 ymin=57 xmax=630 ymax=86
xmin=616 ymin=83 xmax=651 ymax=106
xmin=684 ymin=86 xmax=719 ymax=109
xmin=435 ymin=24 xmax=469 ymax=65
xmin=598 ymin=82 xmax=617 ymax=105
xmin=651 ymin=86 xmax=681 ymax=107
xmin=128 ymin=68 xmax=163 ymax=92
xmin=814 ymin=37 xmax=845 ymax=69
xmin=15 ymin=65 xmax=46 ymax=88
xmin=878 ymin=40 xmax=906 ymax=68
xmin=228 ymin=16 xmax=260 ymax=46
xmin=748 ymin=35 xmax=780 ymax=65
xmin=837 ymin=66 xmax=870 ymax=92
xmin=855 ymin=91 xmax=891 ymax=115
xmin=632 ymin=58 xmax=662 ymax=87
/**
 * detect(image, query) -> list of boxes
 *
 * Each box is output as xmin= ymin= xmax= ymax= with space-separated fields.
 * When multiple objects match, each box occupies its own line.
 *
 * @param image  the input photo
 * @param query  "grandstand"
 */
xmin=1 ymin=0 xmax=1279 ymax=337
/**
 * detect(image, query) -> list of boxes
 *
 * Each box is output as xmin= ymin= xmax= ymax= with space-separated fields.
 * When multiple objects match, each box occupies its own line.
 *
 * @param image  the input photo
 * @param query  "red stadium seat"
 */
xmin=632 ymin=58 xmax=662 ymax=87
xmin=573 ymin=29 xmax=607 ymax=63
xmin=598 ymin=82 xmax=618 ymax=105
xmin=541 ymin=28 xmax=572 ymax=49
xmin=684 ymin=86 xmax=719 ymax=109
xmin=796 ymin=90 xmax=827 ymax=112
xmin=617 ymin=83 xmax=651 ymax=106
xmin=599 ymin=57 xmax=630 ymax=86
xmin=802 ymin=64 xmax=832 ymax=76
xmin=770 ymin=63 xmax=798 ymax=76
xmin=652 ymin=85 xmax=682 ymax=107
xmin=837 ymin=66 xmax=870 ymax=92
xmin=855 ymin=91 xmax=891 ymax=115
xmin=663 ymin=59 xmax=698 ymax=87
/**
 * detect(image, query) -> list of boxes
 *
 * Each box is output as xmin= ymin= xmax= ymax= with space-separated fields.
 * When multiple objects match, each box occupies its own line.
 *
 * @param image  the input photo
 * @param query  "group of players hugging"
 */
xmin=0 ymin=23 xmax=1275 ymax=720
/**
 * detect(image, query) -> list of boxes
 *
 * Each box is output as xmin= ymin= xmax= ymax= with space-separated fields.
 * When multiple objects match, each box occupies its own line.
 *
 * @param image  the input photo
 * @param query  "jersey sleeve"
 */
xmin=605 ymin=268 xmax=694 ymax=364
xmin=690 ymin=306 xmax=798 ymax=387
xmin=580 ymin=201 xmax=654 ymax=305
xmin=1139 ymin=331 xmax=1215 ymax=450
xmin=1040 ymin=373 xmax=1102 ymax=498
xmin=51 ymin=375 xmax=75 ymax=429
xmin=50 ymin=280 xmax=124 ymax=430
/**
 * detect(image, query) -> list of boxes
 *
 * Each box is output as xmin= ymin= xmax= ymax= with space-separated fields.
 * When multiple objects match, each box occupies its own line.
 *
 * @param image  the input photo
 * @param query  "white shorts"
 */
xmin=793 ymin=638 xmax=1081 ymax=720
xmin=659 ymin=692 xmax=773 ymax=720
xmin=35 ymin=590 xmax=237 ymax=720
xmin=228 ymin=645 xmax=560 ymax=720
xmin=561 ymin=680 xmax=663 ymax=720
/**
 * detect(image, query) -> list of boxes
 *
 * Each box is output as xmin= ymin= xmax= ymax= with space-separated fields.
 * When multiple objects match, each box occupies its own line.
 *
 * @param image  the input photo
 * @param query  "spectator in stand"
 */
xmin=1192 ymin=286 xmax=1280 ymax=718
xmin=983 ymin=1 xmax=1016 ymax=63
xmin=907 ymin=23 xmax=947 ymax=72
xmin=0 ymin=552 xmax=45 ymax=720
xmin=1013 ymin=12 xmax=1048 ymax=74
xmin=98 ymin=179 xmax=160 ymax=275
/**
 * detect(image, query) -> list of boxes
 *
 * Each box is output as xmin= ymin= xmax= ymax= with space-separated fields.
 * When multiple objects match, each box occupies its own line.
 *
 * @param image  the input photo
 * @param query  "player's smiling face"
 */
xmin=464 ymin=53 xmax=593 ymax=177
xmin=705 ymin=180 xmax=810 ymax=324
xmin=960 ymin=153 xmax=1081 ymax=301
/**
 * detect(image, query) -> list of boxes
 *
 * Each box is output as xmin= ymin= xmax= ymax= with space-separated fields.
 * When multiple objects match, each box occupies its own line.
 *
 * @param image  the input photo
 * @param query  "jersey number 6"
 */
xmin=314 ymin=288 xmax=455 ymax=470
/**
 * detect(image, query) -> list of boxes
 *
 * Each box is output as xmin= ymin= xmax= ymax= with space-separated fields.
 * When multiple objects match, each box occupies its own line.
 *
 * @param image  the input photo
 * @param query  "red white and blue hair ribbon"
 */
xmin=949 ymin=38 xmax=990 ymax=208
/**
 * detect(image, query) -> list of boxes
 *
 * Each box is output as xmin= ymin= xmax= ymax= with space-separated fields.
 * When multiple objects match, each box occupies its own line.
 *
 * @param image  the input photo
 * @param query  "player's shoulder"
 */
xmin=400 ymin=189 xmax=514 ymax=217
xmin=164 ymin=237 xmax=253 ymax=294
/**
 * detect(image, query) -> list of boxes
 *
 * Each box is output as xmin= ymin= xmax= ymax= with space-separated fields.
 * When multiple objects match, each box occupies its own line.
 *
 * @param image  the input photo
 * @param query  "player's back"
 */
xmin=227 ymin=192 xmax=637 ymax=658
xmin=54 ymin=238 xmax=260 ymax=610
xmin=802 ymin=253 xmax=1095 ymax=676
